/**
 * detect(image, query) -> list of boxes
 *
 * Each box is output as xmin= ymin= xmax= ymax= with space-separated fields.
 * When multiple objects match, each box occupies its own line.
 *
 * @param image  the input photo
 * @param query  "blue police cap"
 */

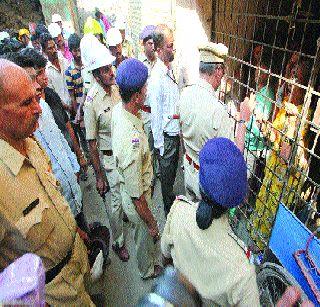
xmin=199 ymin=138 xmax=247 ymax=208
xmin=139 ymin=25 xmax=156 ymax=41
xmin=116 ymin=58 xmax=148 ymax=93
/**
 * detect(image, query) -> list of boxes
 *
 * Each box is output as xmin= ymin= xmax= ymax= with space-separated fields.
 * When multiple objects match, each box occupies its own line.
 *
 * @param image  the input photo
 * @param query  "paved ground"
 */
xmin=81 ymin=161 xmax=185 ymax=306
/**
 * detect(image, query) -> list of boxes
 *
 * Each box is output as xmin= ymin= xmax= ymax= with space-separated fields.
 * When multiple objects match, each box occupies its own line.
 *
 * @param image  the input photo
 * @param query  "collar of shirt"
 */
xmin=46 ymin=53 xmax=67 ymax=72
xmin=197 ymin=78 xmax=216 ymax=96
xmin=0 ymin=138 xmax=27 ymax=176
xmin=122 ymin=104 xmax=143 ymax=131
xmin=91 ymin=78 xmax=118 ymax=102
xmin=154 ymin=58 xmax=171 ymax=76
xmin=143 ymin=57 xmax=156 ymax=66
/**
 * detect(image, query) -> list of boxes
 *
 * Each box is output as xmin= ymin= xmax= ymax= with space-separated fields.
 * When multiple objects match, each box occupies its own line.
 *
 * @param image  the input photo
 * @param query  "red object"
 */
xmin=185 ymin=154 xmax=200 ymax=170
xmin=293 ymin=229 xmax=320 ymax=304
xmin=141 ymin=105 xmax=151 ymax=113
xmin=172 ymin=114 xmax=180 ymax=119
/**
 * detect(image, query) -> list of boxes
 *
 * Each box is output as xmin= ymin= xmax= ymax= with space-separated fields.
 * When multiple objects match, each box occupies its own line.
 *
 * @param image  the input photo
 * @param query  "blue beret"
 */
xmin=139 ymin=25 xmax=156 ymax=41
xmin=199 ymin=138 xmax=247 ymax=208
xmin=116 ymin=58 xmax=148 ymax=92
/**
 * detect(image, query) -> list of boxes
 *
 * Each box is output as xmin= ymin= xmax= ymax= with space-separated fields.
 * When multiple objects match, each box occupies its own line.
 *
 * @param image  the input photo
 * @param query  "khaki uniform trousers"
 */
xmin=102 ymin=154 xmax=124 ymax=248
xmin=183 ymin=155 xmax=201 ymax=202
xmin=46 ymin=233 xmax=94 ymax=306
xmin=120 ymin=186 xmax=158 ymax=278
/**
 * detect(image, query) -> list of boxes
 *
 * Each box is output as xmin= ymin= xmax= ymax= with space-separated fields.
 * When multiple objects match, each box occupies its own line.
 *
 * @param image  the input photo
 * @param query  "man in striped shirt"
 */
xmin=65 ymin=34 xmax=90 ymax=172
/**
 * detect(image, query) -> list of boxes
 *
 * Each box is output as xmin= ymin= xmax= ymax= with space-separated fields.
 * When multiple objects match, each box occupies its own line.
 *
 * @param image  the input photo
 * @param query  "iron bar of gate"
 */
xmin=212 ymin=0 xmax=320 ymax=248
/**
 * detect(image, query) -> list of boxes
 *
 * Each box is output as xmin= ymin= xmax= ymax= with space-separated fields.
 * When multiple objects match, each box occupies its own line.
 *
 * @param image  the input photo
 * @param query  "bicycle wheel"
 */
xmin=257 ymin=262 xmax=305 ymax=306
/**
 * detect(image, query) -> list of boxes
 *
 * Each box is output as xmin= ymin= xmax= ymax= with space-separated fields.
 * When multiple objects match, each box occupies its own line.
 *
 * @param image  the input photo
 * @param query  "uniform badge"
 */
xmin=86 ymin=96 xmax=93 ymax=103
xmin=131 ymin=138 xmax=140 ymax=149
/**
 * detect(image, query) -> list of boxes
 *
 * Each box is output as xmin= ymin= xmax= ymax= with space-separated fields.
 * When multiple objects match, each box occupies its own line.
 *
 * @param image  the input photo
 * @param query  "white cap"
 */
xmin=198 ymin=42 xmax=228 ymax=63
xmin=0 ymin=31 xmax=10 ymax=42
xmin=52 ymin=13 xmax=63 ymax=23
xmin=106 ymin=28 xmax=122 ymax=47
xmin=48 ymin=23 xmax=62 ymax=38
xmin=81 ymin=34 xmax=115 ymax=72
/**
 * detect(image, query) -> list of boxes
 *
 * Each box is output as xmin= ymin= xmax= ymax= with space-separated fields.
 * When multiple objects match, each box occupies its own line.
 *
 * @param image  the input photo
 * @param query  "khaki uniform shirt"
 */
xmin=179 ymin=78 xmax=235 ymax=164
xmin=111 ymin=103 xmax=153 ymax=198
xmin=0 ymin=138 xmax=91 ymax=305
xmin=161 ymin=198 xmax=260 ymax=307
xmin=84 ymin=79 xmax=121 ymax=151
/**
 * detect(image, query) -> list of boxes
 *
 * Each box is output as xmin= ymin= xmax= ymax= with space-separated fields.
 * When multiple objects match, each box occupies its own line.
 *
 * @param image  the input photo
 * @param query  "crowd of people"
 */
xmin=0 ymin=7 xmax=319 ymax=306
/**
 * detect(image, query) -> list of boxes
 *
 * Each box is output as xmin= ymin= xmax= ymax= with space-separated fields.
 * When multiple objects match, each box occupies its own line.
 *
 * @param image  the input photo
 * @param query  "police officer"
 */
xmin=83 ymin=38 xmax=129 ymax=261
xmin=179 ymin=42 xmax=239 ymax=201
xmin=161 ymin=138 xmax=260 ymax=306
xmin=0 ymin=59 xmax=93 ymax=305
xmin=112 ymin=59 xmax=162 ymax=279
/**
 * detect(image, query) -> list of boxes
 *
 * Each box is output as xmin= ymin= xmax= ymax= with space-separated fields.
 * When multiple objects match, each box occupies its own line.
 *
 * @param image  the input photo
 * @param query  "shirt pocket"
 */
xmin=15 ymin=198 xmax=55 ymax=252
xmin=98 ymin=107 xmax=112 ymax=133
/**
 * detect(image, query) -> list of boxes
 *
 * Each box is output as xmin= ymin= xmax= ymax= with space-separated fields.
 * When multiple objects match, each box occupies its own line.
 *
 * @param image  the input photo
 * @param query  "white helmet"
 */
xmin=0 ymin=31 xmax=10 ymax=42
xmin=81 ymin=34 xmax=115 ymax=72
xmin=52 ymin=13 xmax=63 ymax=23
xmin=106 ymin=28 xmax=122 ymax=47
xmin=48 ymin=23 xmax=62 ymax=38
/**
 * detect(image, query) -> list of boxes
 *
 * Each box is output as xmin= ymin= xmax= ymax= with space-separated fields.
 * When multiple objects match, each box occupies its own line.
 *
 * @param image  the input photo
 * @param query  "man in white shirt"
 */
xmin=147 ymin=25 xmax=180 ymax=216
xmin=40 ymin=32 xmax=71 ymax=111
xmin=139 ymin=25 xmax=158 ymax=188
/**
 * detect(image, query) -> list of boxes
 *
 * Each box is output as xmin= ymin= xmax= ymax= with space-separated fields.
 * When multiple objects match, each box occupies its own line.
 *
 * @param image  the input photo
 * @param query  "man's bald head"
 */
xmin=0 ymin=59 xmax=32 ymax=106
xmin=153 ymin=24 xmax=175 ymax=64
xmin=153 ymin=24 xmax=173 ymax=50
xmin=0 ymin=59 xmax=41 ymax=142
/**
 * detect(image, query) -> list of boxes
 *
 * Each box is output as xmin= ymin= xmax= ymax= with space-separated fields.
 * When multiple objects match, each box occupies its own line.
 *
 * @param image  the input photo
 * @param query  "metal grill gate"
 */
xmin=211 ymin=0 xmax=320 ymax=249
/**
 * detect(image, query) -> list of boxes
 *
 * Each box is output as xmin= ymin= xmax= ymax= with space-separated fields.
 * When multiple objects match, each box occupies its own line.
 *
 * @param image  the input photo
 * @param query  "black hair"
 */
xmin=95 ymin=11 xmax=102 ymax=19
xmin=142 ymin=35 xmax=153 ymax=44
xmin=196 ymin=190 xmax=228 ymax=230
xmin=68 ymin=33 xmax=81 ymax=51
xmin=35 ymin=23 xmax=49 ymax=37
xmin=0 ymin=38 xmax=23 ymax=56
xmin=39 ymin=32 xmax=53 ymax=51
xmin=30 ymin=33 xmax=40 ymax=42
xmin=118 ymin=88 xmax=142 ymax=104
xmin=17 ymin=48 xmax=47 ymax=69
xmin=152 ymin=31 xmax=165 ymax=50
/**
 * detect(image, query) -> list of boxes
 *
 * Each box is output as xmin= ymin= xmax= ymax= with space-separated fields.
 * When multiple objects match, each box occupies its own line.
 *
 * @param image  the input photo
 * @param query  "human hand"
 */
xmin=96 ymin=177 xmax=109 ymax=198
xmin=79 ymin=156 xmax=88 ymax=173
xmin=148 ymin=222 xmax=160 ymax=243
xmin=240 ymin=93 xmax=256 ymax=122
xmin=276 ymin=286 xmax=314 ymax=307
xmin=280 ymin=142 xmax=292 ymax=161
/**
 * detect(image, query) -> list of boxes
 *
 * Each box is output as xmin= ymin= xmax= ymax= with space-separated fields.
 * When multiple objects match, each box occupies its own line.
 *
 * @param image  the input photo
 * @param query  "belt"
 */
xmin=102 ymin=150 xmax=113 ymax=156
xmin=46 ymin=249 xmax=72 ymax=284
xmin=185 ymin=154 xmax=200 ymax=171
xmin=141 ymin=105 xmax=151 ymax=113
xmin=163 ymin=132 xmax=179 ymax=138
xmin=167 ymin=114 xmax=180 ymax=120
